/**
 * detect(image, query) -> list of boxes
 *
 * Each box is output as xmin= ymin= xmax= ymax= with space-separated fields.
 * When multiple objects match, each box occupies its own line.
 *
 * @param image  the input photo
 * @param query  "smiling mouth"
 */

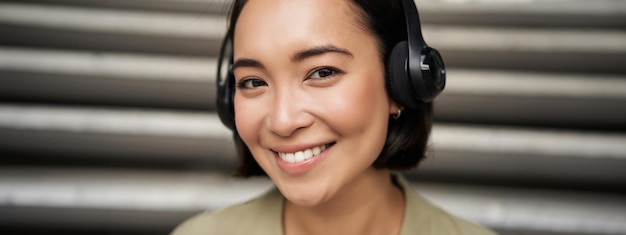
xmin=277 ymin=143 xmax=333 ymax=164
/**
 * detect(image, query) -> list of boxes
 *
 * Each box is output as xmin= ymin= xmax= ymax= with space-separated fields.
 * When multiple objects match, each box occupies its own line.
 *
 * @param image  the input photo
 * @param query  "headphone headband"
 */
xmin=401 ymin=0 xmax=424 ymax=57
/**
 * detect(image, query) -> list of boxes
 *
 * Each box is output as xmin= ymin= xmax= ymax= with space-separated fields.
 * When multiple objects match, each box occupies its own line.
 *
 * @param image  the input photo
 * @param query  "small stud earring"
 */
xmin=392 ymin=109 xmax=402 ymax=120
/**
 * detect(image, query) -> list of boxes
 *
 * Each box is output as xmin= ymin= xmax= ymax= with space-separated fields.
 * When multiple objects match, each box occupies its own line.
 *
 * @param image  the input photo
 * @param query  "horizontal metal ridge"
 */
xmin=0 ymin=46 xmax=216 ymax=81
xmin=445 ymin=70 xmax=626 ymax=99
xmin=0 ymin=2 xmax=225 ymax=38
xmin=11 ymin=0 xmax=231 ymax=14
xmin=423 ymin=26 xmax=626 ymax=53
xmin=0 ymin=104 xmax=228 ymax=138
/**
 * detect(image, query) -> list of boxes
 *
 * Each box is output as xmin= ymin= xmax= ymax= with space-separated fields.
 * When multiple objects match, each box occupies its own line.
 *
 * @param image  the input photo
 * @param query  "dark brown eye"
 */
xmin=238 ymin=78 xmax=267 ymax=89
xmin=310 ymin=68 xmax=337 ymax=79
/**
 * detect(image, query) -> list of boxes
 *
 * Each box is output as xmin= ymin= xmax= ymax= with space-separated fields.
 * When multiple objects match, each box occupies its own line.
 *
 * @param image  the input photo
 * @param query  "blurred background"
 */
xmin=1 ymin=0 xmax=625 ymax=234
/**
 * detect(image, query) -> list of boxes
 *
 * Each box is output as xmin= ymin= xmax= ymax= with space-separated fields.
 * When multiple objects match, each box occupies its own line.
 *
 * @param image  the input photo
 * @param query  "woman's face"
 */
xmin=233 ymin=0 xmax=398 ymax=206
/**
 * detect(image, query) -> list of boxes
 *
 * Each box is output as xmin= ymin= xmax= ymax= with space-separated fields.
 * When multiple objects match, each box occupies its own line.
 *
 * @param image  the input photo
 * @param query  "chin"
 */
xmin=284 ymin=192 xmax=327 ymax=207
xmin=276 ymin=180 xmax=332 ymax=207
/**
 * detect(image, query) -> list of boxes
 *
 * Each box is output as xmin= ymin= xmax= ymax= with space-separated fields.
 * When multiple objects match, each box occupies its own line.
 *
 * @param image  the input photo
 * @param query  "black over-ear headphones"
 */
xmin=216 ymin=0 xmax=446 ymax=130
xmin=388 ymin=0 xmax=446 ymax=108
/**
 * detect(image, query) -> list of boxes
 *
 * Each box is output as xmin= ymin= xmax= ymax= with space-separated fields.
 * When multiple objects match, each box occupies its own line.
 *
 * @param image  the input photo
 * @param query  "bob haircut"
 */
xmin=226 ymin=0 xmax=433 ymax=177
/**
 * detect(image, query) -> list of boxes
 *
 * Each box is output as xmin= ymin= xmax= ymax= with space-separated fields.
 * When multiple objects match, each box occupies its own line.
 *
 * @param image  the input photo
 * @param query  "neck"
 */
xmin=283 ymin=169 xmax=405 ymax=235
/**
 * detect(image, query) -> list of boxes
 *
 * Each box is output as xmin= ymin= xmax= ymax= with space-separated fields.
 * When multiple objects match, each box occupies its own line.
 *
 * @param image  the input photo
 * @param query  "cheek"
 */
xmin=324 ymin=72 xmax=390 ymax=140
xmin=234 ymin=95 xmax=263 ymax=145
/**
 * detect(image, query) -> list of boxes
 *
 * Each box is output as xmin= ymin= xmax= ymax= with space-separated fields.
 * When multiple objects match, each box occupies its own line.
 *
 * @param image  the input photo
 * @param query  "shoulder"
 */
xmin=393 ymin=174 xmax=498 ymax=235
xmin=170 ymin=211 xmax=215 ymax=235
xmin=170 ymin=188 xmax=283 ymax=235
xmin=424 ymin=203 xmax=498 ymax=235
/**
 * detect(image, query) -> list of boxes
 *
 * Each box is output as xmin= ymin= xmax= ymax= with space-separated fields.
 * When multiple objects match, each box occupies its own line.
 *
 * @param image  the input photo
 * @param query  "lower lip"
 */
xmin=275 ymin=146 xmax=331 ymax=175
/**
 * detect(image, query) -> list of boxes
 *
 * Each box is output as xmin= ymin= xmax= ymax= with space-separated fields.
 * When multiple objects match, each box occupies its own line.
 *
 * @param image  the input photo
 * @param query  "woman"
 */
xmin=173 ymin=0 xmax=496 ymax=234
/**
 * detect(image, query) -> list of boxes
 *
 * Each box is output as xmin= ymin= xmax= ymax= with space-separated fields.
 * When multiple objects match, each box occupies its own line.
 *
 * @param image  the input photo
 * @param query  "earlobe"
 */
xmin=389 ymin=102 xmax=404 ymax=119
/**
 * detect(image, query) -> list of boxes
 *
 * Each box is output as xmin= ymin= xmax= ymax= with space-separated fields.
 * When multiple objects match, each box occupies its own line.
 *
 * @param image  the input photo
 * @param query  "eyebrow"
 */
xmin=231 ymin=45 xmax=353 ymax=71
xmin=292 ymin=45 xmax=353 ymax=62
xmin=231 ymin=58 xmax=265 ymax=71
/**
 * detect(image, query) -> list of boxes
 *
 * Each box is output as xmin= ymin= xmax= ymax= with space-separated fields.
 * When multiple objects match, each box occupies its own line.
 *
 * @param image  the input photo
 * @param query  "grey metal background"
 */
xmin=1 ymin=0 xmax=625 ymax=234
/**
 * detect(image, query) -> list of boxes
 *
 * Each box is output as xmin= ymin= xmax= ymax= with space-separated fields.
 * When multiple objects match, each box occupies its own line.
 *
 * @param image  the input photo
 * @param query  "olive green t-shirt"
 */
xmin=172 ymin=174 xmax=497 ymax=235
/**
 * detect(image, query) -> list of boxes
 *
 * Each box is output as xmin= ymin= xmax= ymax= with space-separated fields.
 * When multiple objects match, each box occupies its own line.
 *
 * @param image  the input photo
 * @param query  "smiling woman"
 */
xmin=172 ymin=0 xmax=495 ymax=234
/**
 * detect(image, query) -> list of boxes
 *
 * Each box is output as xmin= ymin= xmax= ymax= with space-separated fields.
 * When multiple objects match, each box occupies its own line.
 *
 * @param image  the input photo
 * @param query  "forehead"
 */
xmin=233 ymin=0 xmax=371 ymax=58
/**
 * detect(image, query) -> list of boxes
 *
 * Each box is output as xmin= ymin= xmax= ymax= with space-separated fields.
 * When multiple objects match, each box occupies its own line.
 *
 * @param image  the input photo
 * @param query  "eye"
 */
xmin=309 ymin=67 xmax=340 ymax=79
xmin=237 ymin=78 xmax=267 ymax=89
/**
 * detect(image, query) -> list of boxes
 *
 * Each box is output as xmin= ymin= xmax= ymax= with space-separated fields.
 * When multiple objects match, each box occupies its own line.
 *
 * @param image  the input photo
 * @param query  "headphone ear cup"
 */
xmin=387 ymin=41 xmax=421 ymax=109
xmin=216 ymin=70 xmax=236 ymax=130
xmin=215 ymin=35 xmax=237 ymax=131
xmin=416 ymin=47 xmax=446 ymax=102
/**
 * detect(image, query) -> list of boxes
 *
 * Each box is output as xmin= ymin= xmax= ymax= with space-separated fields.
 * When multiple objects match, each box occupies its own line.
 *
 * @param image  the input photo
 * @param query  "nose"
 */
xmin=266 ymin=86 xmax=313 ymax=137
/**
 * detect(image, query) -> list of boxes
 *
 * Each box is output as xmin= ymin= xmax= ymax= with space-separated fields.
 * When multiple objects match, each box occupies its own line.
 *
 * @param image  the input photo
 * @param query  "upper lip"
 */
xmin=271 ymin=142 xmax=332 ymax=154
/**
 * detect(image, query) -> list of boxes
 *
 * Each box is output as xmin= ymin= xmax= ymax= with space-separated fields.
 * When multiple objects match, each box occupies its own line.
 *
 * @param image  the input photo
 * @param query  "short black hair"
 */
xmin=225 ymin=0 xmax=433 ymax=177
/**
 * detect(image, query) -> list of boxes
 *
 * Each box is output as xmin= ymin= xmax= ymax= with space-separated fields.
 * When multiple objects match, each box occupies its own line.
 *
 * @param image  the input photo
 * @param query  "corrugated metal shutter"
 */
xmin=1 ymin=0 xmax=625 ymax=234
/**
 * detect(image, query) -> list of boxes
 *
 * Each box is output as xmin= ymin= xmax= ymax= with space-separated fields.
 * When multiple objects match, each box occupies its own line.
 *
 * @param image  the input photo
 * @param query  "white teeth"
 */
xmin=312 ymin=146 xmax=321 ymax=155
xmin=285 ymin=153 xmax=295 ymax=163
xmin=278 ymin=144 xmax=328 ymax=164
xmin=294 ymin=151 xmax=305 ymax=162
xmin=304 ymin=149 xmax=313 ymax=160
